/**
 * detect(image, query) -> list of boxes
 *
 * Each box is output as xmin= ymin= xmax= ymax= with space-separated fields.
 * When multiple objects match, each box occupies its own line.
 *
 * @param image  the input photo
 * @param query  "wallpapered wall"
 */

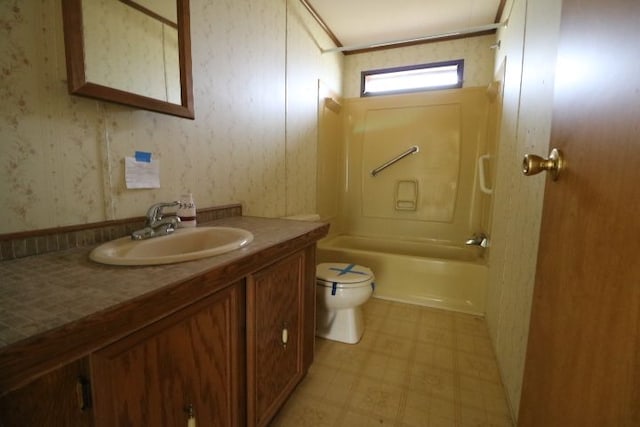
xmin=0 ymin=0 xmax=342 ymax=234
xmin=486 ymin=0 xmax=562 ymax=420
xmin=343 ymin=34 xmax=496 ymax=99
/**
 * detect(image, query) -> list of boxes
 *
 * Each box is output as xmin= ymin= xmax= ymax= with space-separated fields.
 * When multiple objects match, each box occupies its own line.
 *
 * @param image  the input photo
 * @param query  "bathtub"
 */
xmin=317 ymin=235 xmax=487 ymax=315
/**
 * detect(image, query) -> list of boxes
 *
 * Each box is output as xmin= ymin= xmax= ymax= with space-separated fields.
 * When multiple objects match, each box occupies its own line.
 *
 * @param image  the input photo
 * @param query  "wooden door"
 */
xmin=518 ymin=0 xmax=640 ymax=425
xmin=91 ymin=283 xmax=244 ymax=427
xmin=246 ymin=251 xmax=305 ymax=427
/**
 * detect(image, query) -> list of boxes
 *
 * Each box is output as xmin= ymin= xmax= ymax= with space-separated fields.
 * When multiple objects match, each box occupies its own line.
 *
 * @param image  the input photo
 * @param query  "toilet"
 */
xmin=316 ymin=262 xmax=375 ymax=344
xmin=282 ymin=215 xmax=375 ymax=344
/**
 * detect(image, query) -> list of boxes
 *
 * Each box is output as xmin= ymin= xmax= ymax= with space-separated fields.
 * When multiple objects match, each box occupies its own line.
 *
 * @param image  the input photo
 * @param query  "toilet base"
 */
xmin=316 ymin=306 xmax=364 ymax=344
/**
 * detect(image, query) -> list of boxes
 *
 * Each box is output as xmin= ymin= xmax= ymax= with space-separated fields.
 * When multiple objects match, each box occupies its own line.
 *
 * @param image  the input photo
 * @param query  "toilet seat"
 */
xmin=316 ymin=263 xmax=374 ymax=289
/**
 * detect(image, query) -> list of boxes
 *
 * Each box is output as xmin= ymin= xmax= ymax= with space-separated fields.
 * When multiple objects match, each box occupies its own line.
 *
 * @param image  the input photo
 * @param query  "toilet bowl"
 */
xmin=316 ymin=262 xmax=375 ymax=344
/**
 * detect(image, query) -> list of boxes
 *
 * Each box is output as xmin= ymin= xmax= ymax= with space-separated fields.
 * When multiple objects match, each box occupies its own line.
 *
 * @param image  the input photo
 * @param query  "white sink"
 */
xmin=90 ymin=227 xmax=254 ymax=266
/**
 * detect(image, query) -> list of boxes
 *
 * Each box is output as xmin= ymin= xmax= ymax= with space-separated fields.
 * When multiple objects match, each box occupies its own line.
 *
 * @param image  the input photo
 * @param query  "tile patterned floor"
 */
xmin=271 ymin=298 xmax=513 ymax=427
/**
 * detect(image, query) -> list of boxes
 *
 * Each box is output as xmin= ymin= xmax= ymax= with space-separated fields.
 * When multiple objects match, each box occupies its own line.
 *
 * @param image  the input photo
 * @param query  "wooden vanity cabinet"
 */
xmin=91 ymin=281 xmax=244 ymax=427
xmin=246 ymin=249 xmax=312 ymax=427
xmin=0 ymin=358 xmax=94 ymax=427
xmin=0 ymin=240 xmax=322 ymax=427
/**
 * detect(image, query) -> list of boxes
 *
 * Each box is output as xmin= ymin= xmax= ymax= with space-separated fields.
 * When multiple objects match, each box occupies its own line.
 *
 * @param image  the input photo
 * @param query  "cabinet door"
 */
xmin=0 ymin=358 xmax=93 ymax=427
xmin=247 ymin=251 xmax=305 ymax=427
xmin=91 ymin=282 xmax=244 ymax=427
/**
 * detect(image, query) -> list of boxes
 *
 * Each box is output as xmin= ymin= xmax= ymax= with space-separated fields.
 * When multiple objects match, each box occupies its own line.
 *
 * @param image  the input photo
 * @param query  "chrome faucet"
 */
xmin=131 ymin=201 xmax=182 ymax=240
xmin=465 ymin=233 xmax=489 ymax=248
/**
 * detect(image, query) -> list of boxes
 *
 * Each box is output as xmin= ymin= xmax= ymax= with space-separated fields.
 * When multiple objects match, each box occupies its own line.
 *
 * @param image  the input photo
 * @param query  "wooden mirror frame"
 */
xmin=61 ymin=0 xmax=194 ymax=119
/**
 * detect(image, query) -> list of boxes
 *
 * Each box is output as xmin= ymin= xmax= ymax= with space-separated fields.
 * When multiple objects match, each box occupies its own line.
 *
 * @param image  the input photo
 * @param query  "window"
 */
xmin=360 ymin=60 xmax=464 ymax=97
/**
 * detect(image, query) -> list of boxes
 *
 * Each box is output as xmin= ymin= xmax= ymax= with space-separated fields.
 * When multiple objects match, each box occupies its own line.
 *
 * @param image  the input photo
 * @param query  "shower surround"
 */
xmin=317 ymin=87 xmax=492 ymax=314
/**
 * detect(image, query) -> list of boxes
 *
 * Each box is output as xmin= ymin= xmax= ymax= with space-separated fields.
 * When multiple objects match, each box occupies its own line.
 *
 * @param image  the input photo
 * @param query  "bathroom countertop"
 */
xmin=0 ymin=216 xmax=329 ymax=391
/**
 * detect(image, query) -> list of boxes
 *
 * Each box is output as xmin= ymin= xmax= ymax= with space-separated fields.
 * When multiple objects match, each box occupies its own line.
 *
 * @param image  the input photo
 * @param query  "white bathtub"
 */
xmin=317 ymin=235 xmax=487 ymax=315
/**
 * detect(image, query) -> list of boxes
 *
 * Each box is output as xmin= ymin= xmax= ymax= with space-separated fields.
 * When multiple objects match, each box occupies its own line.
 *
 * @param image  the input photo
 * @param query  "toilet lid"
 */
xmin=316 ymin=263 xmax=374 ymax=287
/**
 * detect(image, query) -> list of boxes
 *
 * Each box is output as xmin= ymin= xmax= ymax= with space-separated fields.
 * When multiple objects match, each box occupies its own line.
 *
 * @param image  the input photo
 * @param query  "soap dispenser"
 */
xmin=177 ymin=193 xmax=196 ymax=228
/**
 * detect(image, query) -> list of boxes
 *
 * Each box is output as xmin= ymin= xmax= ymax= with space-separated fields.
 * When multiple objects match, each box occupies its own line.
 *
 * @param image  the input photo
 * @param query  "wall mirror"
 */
xmin=62 ymin=0 xmax=194 ymax=119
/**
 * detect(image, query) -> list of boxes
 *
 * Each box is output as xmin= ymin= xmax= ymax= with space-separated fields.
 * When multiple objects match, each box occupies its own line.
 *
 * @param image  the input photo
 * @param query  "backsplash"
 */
xmin=0 ymin=204 xmax=242 ymax=262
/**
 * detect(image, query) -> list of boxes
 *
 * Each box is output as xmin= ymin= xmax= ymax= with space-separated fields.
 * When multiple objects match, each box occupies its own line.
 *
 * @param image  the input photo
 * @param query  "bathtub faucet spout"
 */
xmin=465 ymin=233 xmax=489 ymax=248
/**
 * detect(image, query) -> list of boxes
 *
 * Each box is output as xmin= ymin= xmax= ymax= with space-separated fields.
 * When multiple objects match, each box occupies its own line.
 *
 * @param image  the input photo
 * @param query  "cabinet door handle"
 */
xmin=76 ymin=376 xmax=92 ymax=411
xmin=186 ymin=403 xmax=196 ymax=427
xmin=281 ymin=322 xmax=289 ymax=349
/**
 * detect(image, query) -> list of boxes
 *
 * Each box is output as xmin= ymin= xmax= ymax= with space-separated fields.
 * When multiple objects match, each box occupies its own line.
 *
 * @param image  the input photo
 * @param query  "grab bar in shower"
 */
xmin=478 ymin=154 xmax=493 ymax=195
xmin=371 ymin=145 xmax=420 ymax=177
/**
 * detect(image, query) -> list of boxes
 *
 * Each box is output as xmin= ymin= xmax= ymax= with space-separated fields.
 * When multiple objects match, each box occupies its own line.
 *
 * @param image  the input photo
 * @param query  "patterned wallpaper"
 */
xmin=0 ymin=0 xmax=342 ymax=234
xmin=343 ymin=34 xmax=496 ymax=99
xmin=485 ymin=0 xmax=562 ymax=420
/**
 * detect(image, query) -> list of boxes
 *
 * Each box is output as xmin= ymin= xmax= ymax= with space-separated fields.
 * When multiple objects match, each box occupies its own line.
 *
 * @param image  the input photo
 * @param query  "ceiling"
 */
xmin=304 ymin=0 xmax=505 ymax=51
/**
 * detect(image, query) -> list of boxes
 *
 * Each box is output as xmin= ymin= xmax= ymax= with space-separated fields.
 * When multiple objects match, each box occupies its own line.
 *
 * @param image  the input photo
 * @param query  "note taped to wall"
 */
xmin=125 ymin=157 xmax=160 ymax=189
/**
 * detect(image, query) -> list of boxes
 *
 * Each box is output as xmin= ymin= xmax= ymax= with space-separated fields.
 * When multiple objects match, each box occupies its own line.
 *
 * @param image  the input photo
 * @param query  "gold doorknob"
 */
xmin=522 ymin=148 xmax=565 ymax=181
